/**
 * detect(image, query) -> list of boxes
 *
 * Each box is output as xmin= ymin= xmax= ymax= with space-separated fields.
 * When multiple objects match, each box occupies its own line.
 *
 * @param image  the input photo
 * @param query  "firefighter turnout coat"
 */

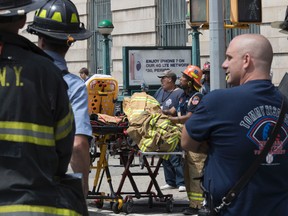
xmin=0 ymin=32 xmax=83 ymax=215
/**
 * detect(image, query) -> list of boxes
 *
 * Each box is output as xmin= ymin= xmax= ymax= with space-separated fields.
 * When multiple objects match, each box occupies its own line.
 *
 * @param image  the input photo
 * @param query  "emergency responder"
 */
xmin=168 ymin=65 xmax=204 ymax=124
xmin=167 ymin=65 xmax=207 ymax=215
xmin=200 ymin=61 xmax=210 ymax=95
xmin=0 ymin=0 xmax=86 ymax=215
xmin=154 ymin=70 xmax=186 ymax=192
xmin=27 ymin=0 xmax=93 ymax=197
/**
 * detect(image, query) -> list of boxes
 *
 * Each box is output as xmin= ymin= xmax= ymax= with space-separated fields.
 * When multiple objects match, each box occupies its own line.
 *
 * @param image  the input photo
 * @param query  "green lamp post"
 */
xmin=191 ymin=26 xmax=201 ymax=67
xmin=98 ymin=19 xmax=114 ymax=75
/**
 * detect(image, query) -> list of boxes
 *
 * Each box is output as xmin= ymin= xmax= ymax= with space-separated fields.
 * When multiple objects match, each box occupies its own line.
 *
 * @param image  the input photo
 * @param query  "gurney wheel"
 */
xmin=148 ymin=195 xmax=153 ymax=208
xmin=94 ymin=199 xmax=104 ymax=208
xmin=109 ymin=202 xmax=114 ymax=209
xmin=112 ymin=201 xmax=121 ymax=214
xmin=166 ymin=199 xmax=173 ymax=213
xmin=123 ymin=200 xmax=133 ymax=214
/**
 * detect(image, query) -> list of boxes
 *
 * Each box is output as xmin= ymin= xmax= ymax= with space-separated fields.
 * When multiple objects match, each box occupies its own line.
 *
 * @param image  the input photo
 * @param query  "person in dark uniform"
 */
xmin=168 ymin=65 xmax=204 ymax=124
xmin=0 ymin=0 xmax=86 ymax=215
xmin=182 ymin=34 xmax=288 ymax=216
xmin=200 ymin=61 xmax=211 ymax=95
xmin=167 ymin=65 xmax=207 ymax=215
xmin=27 ymin=0 xmax=93 ymax=197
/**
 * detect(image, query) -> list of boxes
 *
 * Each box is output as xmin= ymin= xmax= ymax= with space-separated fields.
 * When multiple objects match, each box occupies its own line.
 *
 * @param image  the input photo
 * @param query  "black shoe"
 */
xmin=182 ymin=207 xmax=199 ymax=215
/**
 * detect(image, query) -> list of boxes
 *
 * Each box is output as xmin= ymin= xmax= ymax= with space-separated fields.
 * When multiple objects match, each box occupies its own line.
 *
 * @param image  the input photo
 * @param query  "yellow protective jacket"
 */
xmin=124 ymin=92 xmax=181 ymax=159
xmin=0 ymin=32 xmax=84 ymax=215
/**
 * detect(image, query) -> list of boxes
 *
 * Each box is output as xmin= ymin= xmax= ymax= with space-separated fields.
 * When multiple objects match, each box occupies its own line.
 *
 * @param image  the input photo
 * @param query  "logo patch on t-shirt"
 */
xmin=240 ymin=105 xmax=288 ymax=164
xmin=247 ymin=118 xmax=288 ymax=164
xmin=191 ymin=96 xmax=200 ymax=106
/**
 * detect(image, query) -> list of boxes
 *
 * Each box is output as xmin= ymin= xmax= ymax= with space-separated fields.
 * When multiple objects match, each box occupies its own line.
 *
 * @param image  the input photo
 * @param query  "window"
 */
xmin=156 ymin=0 xmax=188 ymax=46
xmin=88 ymin=0 xmax=112 ymax=74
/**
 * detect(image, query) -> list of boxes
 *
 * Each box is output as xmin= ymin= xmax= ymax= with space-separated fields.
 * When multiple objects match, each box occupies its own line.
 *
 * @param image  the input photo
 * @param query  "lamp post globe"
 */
xmin=98 ymin=19 xmax=114 ymax=35
xmin=98 ymin=19 xmax=114 ymax=75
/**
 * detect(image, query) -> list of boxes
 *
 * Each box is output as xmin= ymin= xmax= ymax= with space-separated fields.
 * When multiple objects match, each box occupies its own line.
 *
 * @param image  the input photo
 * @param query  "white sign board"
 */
xmin=125 ymin=47 xmax=191 ymax=87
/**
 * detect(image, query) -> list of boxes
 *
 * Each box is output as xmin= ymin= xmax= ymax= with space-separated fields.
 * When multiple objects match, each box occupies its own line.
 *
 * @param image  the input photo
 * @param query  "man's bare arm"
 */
xmin=70 ymin=135 xmax=90 ymax=197
xmin=181 ymin=125 xmax=202 ymax=152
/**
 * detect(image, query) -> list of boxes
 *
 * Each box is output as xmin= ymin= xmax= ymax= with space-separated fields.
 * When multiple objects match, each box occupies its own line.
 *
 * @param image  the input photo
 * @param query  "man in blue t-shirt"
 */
xmin=182 ymin=34 xmax=288 ymax=216
xmin=154 ymin=69 xmax=186 ymax=192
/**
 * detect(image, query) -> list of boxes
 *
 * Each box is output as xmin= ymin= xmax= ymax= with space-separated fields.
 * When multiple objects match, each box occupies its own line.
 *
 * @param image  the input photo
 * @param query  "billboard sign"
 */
xmin=123 ymin=46 xmax=192 ymax=90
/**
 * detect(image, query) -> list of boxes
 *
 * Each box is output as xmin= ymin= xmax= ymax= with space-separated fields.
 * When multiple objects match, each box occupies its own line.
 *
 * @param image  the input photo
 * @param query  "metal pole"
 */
xmin=191 ymin=26 xmax=201 ymax=67
xmin=102 ymin=35 xmax=110 ymax=75
xmin=209 ymin=0 xmax=226 ymax=90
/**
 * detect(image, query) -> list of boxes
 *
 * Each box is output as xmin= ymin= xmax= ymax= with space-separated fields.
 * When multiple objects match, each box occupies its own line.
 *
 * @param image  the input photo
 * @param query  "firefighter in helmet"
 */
xmin=167 ymin=65 xmax=203 ymax=123
xmin=27 ymin=0 xmax=93 ymax=199
xmin=168 ymin=65 xmax=208 ymax=215
xmin=0 ymin=0 xmax=84 ymax=215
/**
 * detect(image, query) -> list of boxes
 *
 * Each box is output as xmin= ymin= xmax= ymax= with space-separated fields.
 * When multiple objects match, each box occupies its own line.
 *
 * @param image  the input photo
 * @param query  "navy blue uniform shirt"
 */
xmin=185 ymin=80 xmax=288 ymax=216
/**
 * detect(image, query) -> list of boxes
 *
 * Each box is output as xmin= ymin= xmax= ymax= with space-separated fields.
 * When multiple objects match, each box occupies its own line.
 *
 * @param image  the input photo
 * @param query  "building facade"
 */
xmin=22 ymin=0 xmax=288 ymax=87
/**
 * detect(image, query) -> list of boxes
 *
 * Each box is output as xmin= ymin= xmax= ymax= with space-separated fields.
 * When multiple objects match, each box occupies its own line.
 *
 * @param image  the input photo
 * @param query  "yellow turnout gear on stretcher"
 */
xmin=124 ymin=92 xmax=181 ymax=160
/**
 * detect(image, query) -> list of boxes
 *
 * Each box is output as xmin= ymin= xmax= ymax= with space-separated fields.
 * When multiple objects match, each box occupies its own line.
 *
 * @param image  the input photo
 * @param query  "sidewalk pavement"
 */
xmin=86 ymin=154 xmax=189 ymax=215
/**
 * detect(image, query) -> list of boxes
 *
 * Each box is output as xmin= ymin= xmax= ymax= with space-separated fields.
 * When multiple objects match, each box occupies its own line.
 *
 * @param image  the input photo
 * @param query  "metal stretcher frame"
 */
xmin=113 ymin=148 xmax=185 ymax=214
xmin=86 ymin=76 xmax=125 ymax=213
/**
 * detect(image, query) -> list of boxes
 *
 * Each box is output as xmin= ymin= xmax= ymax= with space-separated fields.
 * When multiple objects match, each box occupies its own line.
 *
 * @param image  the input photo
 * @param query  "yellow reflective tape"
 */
xmin=150 ymin=114 xmax=161 ymax=126
xmin=141 ymin=136 xmax=158 ymax=152
xmin=190 ymin=192 xmax=203 ymax=196
xmin=162 ymin=154 xmax=169 ymax=160
xmin=146 ymin=98 xmax=160 ymax=105
xmin=140 ymin=139 xmax=148 ymax=151
xmin=189 ymin=197 xmax=204 ymax=201
xmin=158 ymin=121 xmax=169 ymax=130
xmin=0 ymin=204 xmax=80 ymax=216
xmin=166 ymin=135 xmax=179 ymax=144
xmin=149 ymin=119 xmax=157 ymax=127
xmin=147 ymin=97 xmax=159 ymax=103
xmin=0 ymin=122 xmax=53 ymax=133
xmin=187 ymin=192 xmax=204 ymax=201
xmin=38 ymin=9 xmax=47 ymax=18
xmin=51 ymin=12 xmax=62 ymax=22
xmin=158 ymin=128 xmax=166 ymax=135
xmin=71 ymin=13 xmax=78 ymax=23
xmin=190 ymin=71 xmax=199 ymax=79
xmin=142 ymin=137 xmax=152 ymax=147
xmin=140 ymin=145 xmax=146 ymax=152
xmin=0 ymin=67 xmax=7 ymax=87
xmin=0 ymin=121 xmax=55 ymax=146
xmin=130 ymin=96 xmax=147 ymax=102
xmin=55 ymin=107 xmax=74 ymax=140
xmin=0 ymin=134 xmax=54 ymax=147
xmin=148 ymin=130 xmax=156 ymax=137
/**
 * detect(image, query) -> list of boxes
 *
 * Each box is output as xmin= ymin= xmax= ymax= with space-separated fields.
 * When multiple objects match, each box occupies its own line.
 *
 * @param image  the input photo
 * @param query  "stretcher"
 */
xmin=86 ymin=76 xmax=126 ymax=213
xmin=85 ymin=76 xmax=181 ymax=214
